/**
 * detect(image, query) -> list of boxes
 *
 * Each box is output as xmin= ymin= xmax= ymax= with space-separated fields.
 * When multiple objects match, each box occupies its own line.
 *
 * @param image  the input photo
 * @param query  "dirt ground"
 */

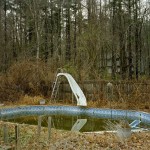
xmin=47 ymin=129 xmax=150 ymax=150
xmin=0 ymin=122 xmax=149 ymax=150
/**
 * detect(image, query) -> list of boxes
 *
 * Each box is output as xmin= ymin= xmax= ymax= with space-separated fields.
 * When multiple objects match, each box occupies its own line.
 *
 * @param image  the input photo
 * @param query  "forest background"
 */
xmin=0 ymin=0 xmax=150 ymax=105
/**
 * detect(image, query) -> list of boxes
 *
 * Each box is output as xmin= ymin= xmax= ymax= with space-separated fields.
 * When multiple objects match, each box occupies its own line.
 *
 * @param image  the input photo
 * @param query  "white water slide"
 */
xmin=57 ymin=73 xmax=87 ymax=106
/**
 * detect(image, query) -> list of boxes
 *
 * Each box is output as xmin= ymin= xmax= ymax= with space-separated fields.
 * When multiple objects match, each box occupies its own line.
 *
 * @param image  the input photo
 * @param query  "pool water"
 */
xmin=3 ymin=115 xmax=149 ymax=132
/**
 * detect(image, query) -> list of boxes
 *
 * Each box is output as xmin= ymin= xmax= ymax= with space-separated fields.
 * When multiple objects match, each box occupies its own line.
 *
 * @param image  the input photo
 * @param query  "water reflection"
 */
xmin=2 ymin=115 xmax=149 ymax=133
xmin=71 ymin=119 xmax=87 ymax=131
xmin=3 ymin=115 xmax=108 ymax=132
xmin=37 ymin=116 xmax=52 ymax=140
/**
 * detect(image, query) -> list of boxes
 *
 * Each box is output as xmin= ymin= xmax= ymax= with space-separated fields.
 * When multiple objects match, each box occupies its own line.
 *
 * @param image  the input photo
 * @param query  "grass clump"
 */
xmin=0 ymin=60 xmax=52 ymax=103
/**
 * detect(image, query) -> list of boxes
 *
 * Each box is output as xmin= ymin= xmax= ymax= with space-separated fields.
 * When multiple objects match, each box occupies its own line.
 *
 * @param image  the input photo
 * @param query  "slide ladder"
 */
xmin=51 ymin=69 xmax=64 ymax=102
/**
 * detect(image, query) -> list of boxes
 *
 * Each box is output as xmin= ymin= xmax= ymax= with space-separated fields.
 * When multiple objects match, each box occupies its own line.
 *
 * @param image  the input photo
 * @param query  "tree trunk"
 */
xmin=111 ymin=0 xmax=116 ymax=79
xmin=134 ymin=0 xmax=139 ymax=80
xmin=44 ymin=2 xmax=49 ymax=63
xmin=50 ymin=0 xmax=54 ymax=57
xmin=128 ymin=0 xmax=132 ymax=80
xmin=119 ymin=0 xmax=127 ymax=79
xmin=65 ymin=1 xmax=71 ymax=62
xmin=4 ymin=0 xmax=7 ymax=72
xmin=73 ymin=0 xmax=77 ymax=63
xmin=58 ymin=1 xmax=62 ymax=57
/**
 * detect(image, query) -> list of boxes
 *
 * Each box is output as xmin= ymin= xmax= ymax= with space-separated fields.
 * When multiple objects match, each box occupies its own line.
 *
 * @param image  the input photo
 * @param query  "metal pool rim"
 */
xmin=0 ymin=106 xmax=150 ymax=124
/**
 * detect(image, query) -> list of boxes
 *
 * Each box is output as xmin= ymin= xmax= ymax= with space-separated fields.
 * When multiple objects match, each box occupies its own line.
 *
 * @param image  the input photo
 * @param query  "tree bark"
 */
xmin=111 ymin=0 xmax=116 ymax=79
xmin=134 ymin=0 xmax=139 ymax=80
xmin=128 ymin=0 xmax=133 ymax=80
xmin=65 ymin=0 xmax=71 ymax=62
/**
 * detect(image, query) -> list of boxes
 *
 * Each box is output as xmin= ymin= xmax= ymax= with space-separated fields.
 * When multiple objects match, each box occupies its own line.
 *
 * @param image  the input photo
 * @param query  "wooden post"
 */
xmin=106 ymin=82 xmax=113 ymax=118
xmin=72 ymin=92 xmax=74 ymax=104
xmin=15 ymin=124 xmax=20 ymax=150
xmin=37 ymin=116 xmax=42 ymax=137
xmin=106 ymin=82 xmax=113 ymax=100
xmin=3 ymin=124 xmax=8 ymax=144
xmin=92 ymin=83 xmax=94 ymax=100
xmin=48 ymin=117 xmax=51 ymax=140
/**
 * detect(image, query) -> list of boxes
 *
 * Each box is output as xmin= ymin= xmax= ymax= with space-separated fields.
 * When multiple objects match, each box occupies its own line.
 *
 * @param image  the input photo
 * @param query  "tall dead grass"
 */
xmin=0 ymin=60 xmax=53 ymax=102
xmin=0 ymin=60 xmax=150 ymax=112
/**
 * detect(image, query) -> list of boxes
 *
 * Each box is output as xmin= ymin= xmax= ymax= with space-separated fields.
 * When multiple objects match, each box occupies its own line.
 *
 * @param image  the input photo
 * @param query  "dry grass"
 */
xmin=0 ymin=60 xmax=54 ymax=102
xmin=0 ymin=60 xmax=150 ymax=113
xmin=16 ymin=95 xmax=45 ymax=105
xmin=0 ymin=121 xmax=149 ymax=150
xmin=0 ymin=94 xmax=149 ymax=114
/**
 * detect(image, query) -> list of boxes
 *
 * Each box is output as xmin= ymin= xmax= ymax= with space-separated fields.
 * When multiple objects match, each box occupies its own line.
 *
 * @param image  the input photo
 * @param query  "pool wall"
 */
xmin=0 ymin=106 xmax=150 ymax=124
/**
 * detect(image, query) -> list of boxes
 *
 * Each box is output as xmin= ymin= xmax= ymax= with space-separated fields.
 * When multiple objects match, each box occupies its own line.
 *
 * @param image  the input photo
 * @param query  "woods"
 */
xmin=0 ymin=0 xmax=150 ymax=80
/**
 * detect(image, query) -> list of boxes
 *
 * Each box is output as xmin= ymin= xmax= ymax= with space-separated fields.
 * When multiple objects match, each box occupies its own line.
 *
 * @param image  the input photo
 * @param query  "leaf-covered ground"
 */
xmin=0 ymin=122 xmax=149 ymax=150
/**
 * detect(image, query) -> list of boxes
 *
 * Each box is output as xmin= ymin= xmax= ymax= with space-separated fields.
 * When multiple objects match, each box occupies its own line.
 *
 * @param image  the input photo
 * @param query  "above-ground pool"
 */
xmin=0 ymin=106 xmax=150 ymax=131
